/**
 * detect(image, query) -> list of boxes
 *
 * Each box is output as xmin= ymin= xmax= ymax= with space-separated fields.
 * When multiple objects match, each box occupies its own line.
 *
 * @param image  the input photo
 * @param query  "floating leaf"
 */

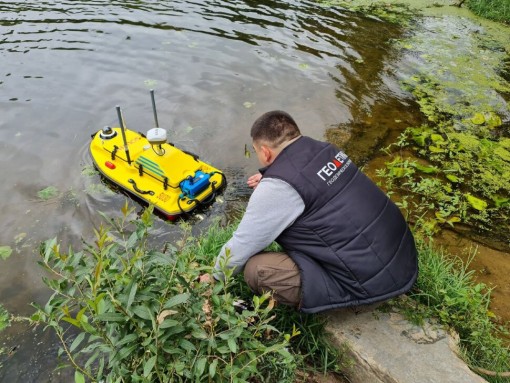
xmin=243 ymin=101 xmax=255 ymax=109
xmin=389 ymin=167 xmax=406 ymax=178
xmin=413 ymin=163 xmax=439 ymax=174
xmin=446 ymin=174 xmax=460 ymax=183
xmin=465 ymin=194 xmax=488 ymax=211
xmin=409 ymin=128 xmax=430 ymax=147
xmin=37 ymin=186 xmax=59 ymax=200
xmin=0 ymin=246 xmax=13 ymax=260
xmin=298 ymin=63 xmax=309 ymax=70
xmin=435 ymin=212 xmax=461 ymax=227
xmin=471 ymin=112 xmax=485 ymax=125
xmin=485 ymin=112 xmax=502 ymax=128
xmin=428 ymin=145 xmax=445 ymax=153
xmin=244 ymin=144 xmax=251 ymax=158
xmin=447 ymin=216 xmax=461 ymax=225
xmin=492 ymin=195 xmax=510 ymax=207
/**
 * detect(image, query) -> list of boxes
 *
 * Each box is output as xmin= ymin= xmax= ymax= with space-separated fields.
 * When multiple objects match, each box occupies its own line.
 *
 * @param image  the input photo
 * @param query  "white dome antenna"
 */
xmin=147 ymin=89 xmax=167 ymax=155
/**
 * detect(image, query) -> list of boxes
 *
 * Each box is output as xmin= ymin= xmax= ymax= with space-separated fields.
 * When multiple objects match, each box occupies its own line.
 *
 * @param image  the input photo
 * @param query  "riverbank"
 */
xmin=324 ymin=0 xmax=510 ymax=319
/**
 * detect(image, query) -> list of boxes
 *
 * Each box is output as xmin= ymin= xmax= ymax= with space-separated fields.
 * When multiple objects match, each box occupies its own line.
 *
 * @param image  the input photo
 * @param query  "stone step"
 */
xmin=325 ymin=308 xmax=488 ymax=383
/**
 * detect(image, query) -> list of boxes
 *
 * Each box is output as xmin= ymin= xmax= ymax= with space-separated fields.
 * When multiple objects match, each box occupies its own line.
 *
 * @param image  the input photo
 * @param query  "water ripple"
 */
xmin=0 ymin=0 xmax=353 ymax=57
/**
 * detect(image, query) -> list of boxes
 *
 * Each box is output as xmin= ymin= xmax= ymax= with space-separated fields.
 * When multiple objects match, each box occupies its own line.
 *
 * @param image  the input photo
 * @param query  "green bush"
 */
xmin=32 ymin=204 xmax=298 ymax=383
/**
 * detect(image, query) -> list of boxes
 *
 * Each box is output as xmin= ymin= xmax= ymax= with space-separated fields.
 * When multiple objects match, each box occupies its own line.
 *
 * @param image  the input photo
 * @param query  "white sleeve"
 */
xmin=213 ymin=177 xmax=305 ymax=278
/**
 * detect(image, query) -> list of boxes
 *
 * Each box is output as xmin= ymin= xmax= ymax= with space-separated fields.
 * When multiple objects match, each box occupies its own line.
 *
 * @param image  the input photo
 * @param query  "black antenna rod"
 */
xmin=150 ymin=89 xmax=159 ymax=128
xmin=116 ymin=105 xmax=132 ymax=165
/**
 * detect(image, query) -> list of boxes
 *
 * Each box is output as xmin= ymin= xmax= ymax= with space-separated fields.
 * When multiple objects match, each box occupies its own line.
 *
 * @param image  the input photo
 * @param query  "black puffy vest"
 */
xmin=260 ymin=136 xmax=418 ymax=313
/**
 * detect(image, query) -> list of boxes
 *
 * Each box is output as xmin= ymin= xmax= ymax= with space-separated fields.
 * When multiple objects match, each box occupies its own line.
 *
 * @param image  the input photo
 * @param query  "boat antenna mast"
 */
xmin=150 ymin=89 xmax=159 ymax=128
xmin=147 ymin=89 xmax=167 ymax=156
xmin=116 ymin=105 xmax=132 ymax=165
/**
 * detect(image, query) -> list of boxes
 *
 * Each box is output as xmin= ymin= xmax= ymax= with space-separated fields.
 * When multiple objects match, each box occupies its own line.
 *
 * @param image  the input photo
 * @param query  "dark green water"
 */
xmin=0 ymin=1 xmax=420 ymax=381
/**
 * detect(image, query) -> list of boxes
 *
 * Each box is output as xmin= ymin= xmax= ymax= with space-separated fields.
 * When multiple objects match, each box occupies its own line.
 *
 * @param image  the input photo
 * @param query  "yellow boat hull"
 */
xmin=90 ymin=127 xmax=225 ymax=219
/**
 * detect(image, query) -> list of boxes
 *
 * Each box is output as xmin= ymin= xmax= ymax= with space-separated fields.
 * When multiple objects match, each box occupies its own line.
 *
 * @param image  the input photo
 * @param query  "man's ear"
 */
xmin=260 ymin=144 xmax=274 ymax=164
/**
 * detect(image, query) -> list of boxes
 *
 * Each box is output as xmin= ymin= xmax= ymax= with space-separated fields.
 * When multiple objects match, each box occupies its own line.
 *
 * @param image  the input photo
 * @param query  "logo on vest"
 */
xmin=316 ymin=151 xmax=351 ymax=186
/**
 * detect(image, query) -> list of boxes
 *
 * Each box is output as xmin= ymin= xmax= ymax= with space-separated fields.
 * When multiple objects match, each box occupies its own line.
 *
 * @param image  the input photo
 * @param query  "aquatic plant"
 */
xmin=0 ymin=304 xmax=9 ymax=332
xmin=315 ymin=0 xmax=415 ymax=25
xmin=0 ymin=246 xmax=13 ymax=260
xmin=31 ymin=203 xmax=342 ymax=383
xmin=376 ymin=16 xmax=510 ymax=245
xmin=37 ymin=186 xmax=59 ymax=201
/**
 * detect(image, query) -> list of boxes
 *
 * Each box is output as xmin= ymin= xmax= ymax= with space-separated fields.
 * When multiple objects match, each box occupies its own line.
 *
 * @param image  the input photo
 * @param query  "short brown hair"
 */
xmin=250 ymin=111 xmax=301 ymax=148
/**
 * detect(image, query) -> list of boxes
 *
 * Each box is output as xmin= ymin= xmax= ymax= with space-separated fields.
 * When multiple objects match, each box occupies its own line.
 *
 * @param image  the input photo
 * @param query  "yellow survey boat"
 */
xmin=89 ymin=91 xmax=225 ymax=220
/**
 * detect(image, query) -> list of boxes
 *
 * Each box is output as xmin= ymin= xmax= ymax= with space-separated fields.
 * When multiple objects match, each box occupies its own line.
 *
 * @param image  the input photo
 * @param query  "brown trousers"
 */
xmin=243 ymin=252 xmax=302 ymax=307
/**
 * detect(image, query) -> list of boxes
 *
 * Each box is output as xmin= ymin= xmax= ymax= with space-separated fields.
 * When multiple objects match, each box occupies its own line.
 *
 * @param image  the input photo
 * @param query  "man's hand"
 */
xmin=247 ymin=173 xmax=262 ymax=189
xmin=198 ymin=274 xmax=214 ymax=284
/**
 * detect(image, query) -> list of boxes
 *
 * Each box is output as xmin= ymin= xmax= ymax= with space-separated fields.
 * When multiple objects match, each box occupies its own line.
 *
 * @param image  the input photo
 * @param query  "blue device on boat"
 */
xmin=180 ymin=171 xmax=211 ymax=198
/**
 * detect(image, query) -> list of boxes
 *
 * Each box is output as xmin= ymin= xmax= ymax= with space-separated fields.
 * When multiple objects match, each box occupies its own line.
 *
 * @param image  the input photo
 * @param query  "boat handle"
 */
xmin=128 ymin=179 xmax=155 ymax=195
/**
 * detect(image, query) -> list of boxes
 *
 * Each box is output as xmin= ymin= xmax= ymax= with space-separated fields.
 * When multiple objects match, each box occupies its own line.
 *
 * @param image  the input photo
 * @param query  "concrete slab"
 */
xmin=325 ymin=308 xmax=487 ymax=383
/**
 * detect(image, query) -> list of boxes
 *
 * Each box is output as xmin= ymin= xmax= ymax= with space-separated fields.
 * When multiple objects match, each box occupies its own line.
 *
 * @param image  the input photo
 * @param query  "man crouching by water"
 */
xmin=201 ymin=111 xmax=418 ymax=313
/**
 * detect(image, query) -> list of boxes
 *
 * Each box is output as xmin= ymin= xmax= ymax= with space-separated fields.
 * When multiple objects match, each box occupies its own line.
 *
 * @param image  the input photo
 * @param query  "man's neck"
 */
xmin=273 ymin=135 xmax=302 ymax=157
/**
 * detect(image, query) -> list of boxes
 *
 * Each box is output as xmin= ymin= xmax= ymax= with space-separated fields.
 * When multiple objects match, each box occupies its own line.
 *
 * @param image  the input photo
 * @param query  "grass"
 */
xmin=467 ymin=0 xmax=510 ymax=24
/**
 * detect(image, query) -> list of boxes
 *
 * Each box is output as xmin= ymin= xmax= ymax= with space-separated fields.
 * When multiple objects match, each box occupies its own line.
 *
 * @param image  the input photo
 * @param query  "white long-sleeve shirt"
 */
xmin=214 ymin=177 xmax=305 ymax=278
